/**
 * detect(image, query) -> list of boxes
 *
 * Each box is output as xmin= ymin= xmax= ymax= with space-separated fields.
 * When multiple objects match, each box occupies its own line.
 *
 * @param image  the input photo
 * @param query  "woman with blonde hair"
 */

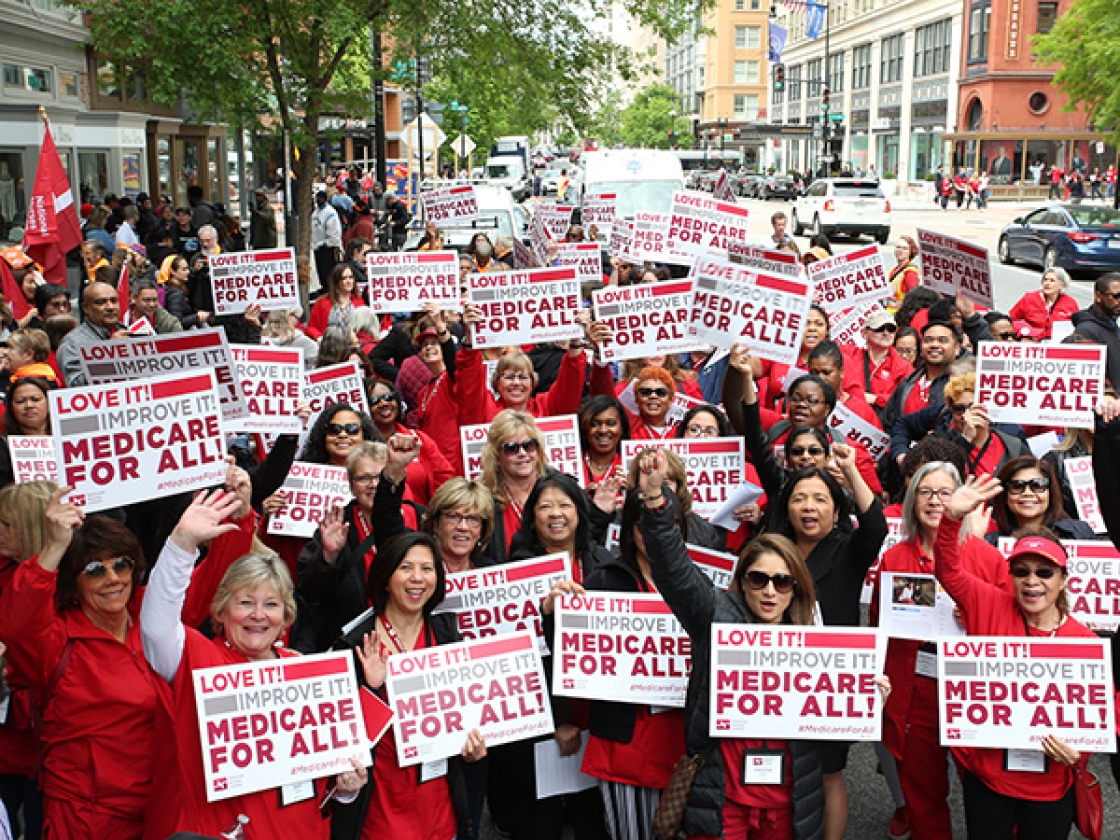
xmin=262 ymin=307 xmax=319 ymax=369
xmin=478 ymin=410 xmax=548 ymax=563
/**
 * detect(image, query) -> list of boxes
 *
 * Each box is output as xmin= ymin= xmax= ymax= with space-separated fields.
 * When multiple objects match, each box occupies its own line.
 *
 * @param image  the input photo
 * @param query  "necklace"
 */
xmin=419 ymin=372 xmax=444 ymax=418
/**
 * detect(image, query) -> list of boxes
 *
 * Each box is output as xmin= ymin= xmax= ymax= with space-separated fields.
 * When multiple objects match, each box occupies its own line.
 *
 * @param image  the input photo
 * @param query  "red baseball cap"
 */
xmin=1008 ymin=535 xmax=1068 ymax=569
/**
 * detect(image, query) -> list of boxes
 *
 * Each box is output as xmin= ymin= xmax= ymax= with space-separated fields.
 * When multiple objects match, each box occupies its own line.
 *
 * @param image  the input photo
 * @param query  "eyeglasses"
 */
xmin=637 ymin=387 xmax=670 ymax=399
xmin=1009 ymin=564 xmax=1059 ymax=580
xmin=788 ymin=394 xmax=824 ymax=407
xmin=995 ymin=331 xmax=1018 ymax=340
xmin=744 ymin=570 xmax=797 ymax=594
xmin=80 ymin=556 xmax=135 ymax=578
xmin=1008 ymin=476 xmax=1050 ymax=495
xmin=326 ymin=421 xmax=362 ymax=436
xmin=916 ymin=487 xmax=954 ymax=502
xmin=444 ymin=512 xmax=483 ymax=528
xmin=500 ymin=373 xmax=532 ymax=383
xmin=685 ymin=425 xmax=720 ymax=437
xmin=949 ymin=403 xmax=974 ymax=415
xmin=869 ymin=323 xmax=898 ymax=334
xmin=788 ymin=445 xmax=826 ymax=458
xmin=500 ymin=439 xmax=539 ymax=455
xmin=370 ymin=392 xmax=398 ymax=407
xmin=351 ymin=473 xmax=380 ymax=486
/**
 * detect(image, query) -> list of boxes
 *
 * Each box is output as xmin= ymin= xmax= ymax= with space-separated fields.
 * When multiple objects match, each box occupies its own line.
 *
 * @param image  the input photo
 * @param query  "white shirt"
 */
xmin=116 ymin=221 xmax=139 ymax=247
xmin=311 ymin=203 xmax=342 ymax=250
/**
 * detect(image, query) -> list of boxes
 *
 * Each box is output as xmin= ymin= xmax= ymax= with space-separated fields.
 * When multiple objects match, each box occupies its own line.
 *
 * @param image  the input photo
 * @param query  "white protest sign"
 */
xmin=306 ymin=360 xmax=370 ymax=419
xmin=434 ymin=554 xmax=570 ymax=654
xmin=536 ymin=203 xmax=575 ymax=239
xmin=581 ymin=193 xmax=617 ymax=236
xmin=51 ymin=370 xmax=227 ymax=512
xmin=975 ymin=342 xmax=1105 ymax=429
xmin=193 ymin=651 xmax=370 ymax=802
xmin=554 ymin=243 xmax=603 ymax=284
xmin=554 ymin=593 xmax=690 ymax=708
xmin=828 ymin=303 xmax=879 ymax=351
xmin=78 ymin=328 xmax=248 ymax=424
xmin=862 ymin=517 xmax=906 ymax=605
xmin=938 ymin=636 xmax=1115 ymax=752
xmin=711 ymin=625 xmax=885 ymax=741
xmin=727 ymin=242 xmax=801 ymax=278
xmin=466 ymin=267 xmax=583 ymax=348
xmin=808 ymin=245 xmax=890 ymax=313
xmin=209 ymin=247 xmax=300 ymax=316
xmin=385 ymin=630 xmax=554 ymax=766
xmin=127 ymin=315 xmax=155 ymax=336
xmin=878 ymin=573 xmax=965 ymax=641
xmin=528 ymin=212 xmax=553 ymax=263
xmin=460 ymin=415 xmax=583 ymax=486
xmin=365 ymin=251 xmax=461 ymax=313
xmin=267 ymin=462 xmax=353 ymax=538
xmin=689 ymin=544 xmax=738 ymax=590
xmin=631 ymin=211 xmax=692 ymax=265
xmin=229 ymin=345 xmax=304 ymax=434
xmin=609 ymin=219 xmax=640 ymax=263
xmin=689 ymin=257 xmax=812 ymax=366
xmin=7 ymin=435 xmax=58 ymax=484
xmin=593 ymin=280 xmax=700 ymax=363
xmin=997 ymin=538 xmax=1120 ymax=631
xmin=917 ymin=229 xmax=993 ymax=308
xmin=667 ymin=191 xmax=751 ymax=258
xmin=829 ymin=401 xmax=889 ymax=461
xmin=421 ymin=184 xmax=479 ymax=224
xmin=621 ymin=438 xmax=745 ymax=518
xmin=1065 ymin=456 xmax=1105 ymax=533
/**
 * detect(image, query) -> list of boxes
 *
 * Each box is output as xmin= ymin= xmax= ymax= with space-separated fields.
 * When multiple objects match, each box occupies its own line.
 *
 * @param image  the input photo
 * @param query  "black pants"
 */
xmin=960 ymin=769 xmax=1074 ymax=840
xmin=314 ymin=245 xmax=337 ymax=290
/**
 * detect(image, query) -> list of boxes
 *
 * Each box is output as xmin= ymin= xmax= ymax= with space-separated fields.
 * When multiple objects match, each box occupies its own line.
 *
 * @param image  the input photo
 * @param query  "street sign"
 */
xmin=403 ymin=114 xmax=447 ymax=150
xmin=446 ymin=134 xmax=476 ymax=157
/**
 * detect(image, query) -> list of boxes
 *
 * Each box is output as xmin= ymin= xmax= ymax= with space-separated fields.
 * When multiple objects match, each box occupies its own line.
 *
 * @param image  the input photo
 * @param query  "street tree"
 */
xmin=620 ymin=84 xmax=696 ymax=149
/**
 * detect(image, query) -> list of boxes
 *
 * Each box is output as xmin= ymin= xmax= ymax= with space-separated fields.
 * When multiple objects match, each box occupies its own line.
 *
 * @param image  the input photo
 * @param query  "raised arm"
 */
xmin=933 ymin=475 xmax=1006 ymax=627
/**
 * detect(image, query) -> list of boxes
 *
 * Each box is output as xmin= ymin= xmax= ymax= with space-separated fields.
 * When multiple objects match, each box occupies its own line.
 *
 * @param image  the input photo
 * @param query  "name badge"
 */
xmin=279 ymin=779 xmax=315 ymax=807
xmin=421 ymin=758 xmax=449 ymax=783
xmin=1005 ymin=749 xmax=1047 ymax=774
xmin=915 ymin=649 xmax=937 ymax=678
xmin=649 ymin=705 xmax=674 ymax=715
xmin=742 ymin=750 xmax=786 ymax=785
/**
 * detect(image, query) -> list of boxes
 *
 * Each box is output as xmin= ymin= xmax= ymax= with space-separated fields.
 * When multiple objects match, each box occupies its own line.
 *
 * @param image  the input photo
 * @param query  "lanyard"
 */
xmin=380 ymin=615 xmax=408 ymax=654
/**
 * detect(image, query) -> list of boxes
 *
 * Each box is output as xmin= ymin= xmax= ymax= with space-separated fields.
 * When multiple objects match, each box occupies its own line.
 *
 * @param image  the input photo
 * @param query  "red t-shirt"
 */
xmin=720 ymin=739 xmax=792 ymax=809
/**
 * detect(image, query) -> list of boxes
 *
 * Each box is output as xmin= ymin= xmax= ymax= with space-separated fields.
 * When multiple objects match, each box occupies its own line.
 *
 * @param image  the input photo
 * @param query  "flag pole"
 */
xmin=38 ymin=105 xmax=48 ymax=125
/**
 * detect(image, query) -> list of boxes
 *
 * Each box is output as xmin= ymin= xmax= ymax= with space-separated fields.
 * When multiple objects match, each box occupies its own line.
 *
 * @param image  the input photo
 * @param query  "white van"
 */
xmin=573 ymin=149 xmax=685 ymax=220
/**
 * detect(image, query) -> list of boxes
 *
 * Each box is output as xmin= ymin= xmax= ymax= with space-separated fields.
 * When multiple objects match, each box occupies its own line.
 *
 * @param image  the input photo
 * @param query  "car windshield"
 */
xmin=487 ymin=164 xmax=519 ymax=179
xmin=833 ymin=183 xmax=884 ymax=197
xmin=1067 ymin=206 xmax=1120 ymax=228
xmin=440 ymin=213 xmax=514 ymax=240
xmin=590 ymin=180 xmax=682 ymax=218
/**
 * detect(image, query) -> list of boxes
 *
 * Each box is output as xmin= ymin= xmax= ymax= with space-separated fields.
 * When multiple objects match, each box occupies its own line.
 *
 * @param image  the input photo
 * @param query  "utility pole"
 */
xmin=416 ymin=53 xmax=425 ymax=190
xmin=370 ymin=27 xmax=387 ymax=185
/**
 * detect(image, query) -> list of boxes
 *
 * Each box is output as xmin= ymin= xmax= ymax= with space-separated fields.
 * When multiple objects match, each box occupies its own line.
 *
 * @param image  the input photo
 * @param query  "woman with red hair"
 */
xmin=625 ymin=366 xmax=679 ymax=440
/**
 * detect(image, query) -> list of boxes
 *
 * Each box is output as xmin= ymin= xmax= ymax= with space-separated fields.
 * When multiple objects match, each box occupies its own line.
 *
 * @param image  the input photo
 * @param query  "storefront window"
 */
xmin=909 ymin=131 xmax=942 ymax=180
xmin=979 ymin=139 xmax=1021 ymax=184
xmin=0 ymin=153 xmax=26 ymax=240
xmin=178 ymin=139 xmax=199 ymax=207
xmin=207 ymin=139 xmax=222 ymax=203
xmin=850 ymin=135 xmax=869 ymax=173
xmin=78 ymin=151 xmax=108 ymax=202
xmin=1024 ymin=139 xmax=1062 ymax=183
xmin=878 ymin=134 xmax=899 ymax=176
xmin=157 ymin=138 xmax=172 ymax=203
xmin=122 ymin=151 xmax=142 ymax=199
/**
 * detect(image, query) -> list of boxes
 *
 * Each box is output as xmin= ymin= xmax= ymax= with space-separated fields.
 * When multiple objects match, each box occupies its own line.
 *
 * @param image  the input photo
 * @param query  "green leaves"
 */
xmin=620 ymin=84 xmax=696 ymax=149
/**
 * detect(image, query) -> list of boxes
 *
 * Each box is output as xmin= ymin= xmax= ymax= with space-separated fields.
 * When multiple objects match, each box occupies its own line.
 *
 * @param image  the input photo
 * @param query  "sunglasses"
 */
xmin=81 ymin=556 xmax=135 ymax=578
xmin=1008 ymin=476 xmax=1050 ymax=494
xmin=326 ymin=421 xmax=362 ymax=436
xmin=370 ymin=392 xmax=398 ymax=407
xmin=950 ymin=403 xmax=973 ymax=415
xmin=995 ymin=331 xmax=1018 ymax=340
xmin=637 ymin=387 xmax=670 ymax=399
xmin=869 ymin=323 xmax=898 ymax=334
xmin=788 ymin=445 xmax=826 ymax=458
xmin=744 ymin=570 xmax=797 ymax=594
xmin=1009 ymin=564 xmax=1059 ymax=580
xmin=501 ymin=439 xmax=539 ymax=455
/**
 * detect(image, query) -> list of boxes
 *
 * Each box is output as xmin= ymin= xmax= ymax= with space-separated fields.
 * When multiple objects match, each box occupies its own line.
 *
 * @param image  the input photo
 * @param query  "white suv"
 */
xmin=791 ymin=178 xmax=891 ymax=243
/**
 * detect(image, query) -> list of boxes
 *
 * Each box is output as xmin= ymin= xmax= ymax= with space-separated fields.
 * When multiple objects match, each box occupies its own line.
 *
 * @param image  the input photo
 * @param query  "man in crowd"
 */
xmin=311 ymin=190 xmax=342 ymax=286
xmin=1072 ymin=272 xmax=1120 ymax=387
xmin=57 ymin=282 xmax=126 ymax=386
xmin=249 ymin=188 xmax=278 ymax=250
xmin=125 ymin=277 xmax=183 ymax=335
xmin=770 ymin=211 xmax=794 ymax=248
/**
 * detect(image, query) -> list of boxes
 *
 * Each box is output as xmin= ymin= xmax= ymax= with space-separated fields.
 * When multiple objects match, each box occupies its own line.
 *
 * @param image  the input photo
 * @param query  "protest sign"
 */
xmin=467 ymin=267 xmax=583 ymax=348
xmin=712 ymin=171 xmax=736 ymax=202
xmin=938 ymin=636 xmax=1115 ymax=752
xmin=917 ymin=229 xmax=993 ymax=308
xmin=688 ymin=544 xmax=738 ymax=591
xmin=727 ymin=242 xmax=801 ymax=278
xmin=609 ymin=219 xmax=639 ymax=263
xmin=78 ymin=328 xmax=248 ymax=424
xmin=862 ymin=517 xmax=906 ymax=605
xmin=581 ymin=193 xmax=617 ymax=236
xmin=306 ymin=360 xmax=370 ymax=418
xmin=7 ymin=435 xmax=58 ymax=484
xmin=51 ymin=369 xmax=227 ymax=512
xmin=711 ymin=625 xmax=884 ymax=741
xmin=997 ymin=538 xmax=1120 ymax=631
xmin=434 ymin=554 xmax=570 ymax=653
xmin=193 ymin=651 xmax=370 ymax=802
xmin=667 ymin=192 xmax=751 ymax=258
xmin=536 ymin=203 xmax=575 ymax=239
xmin=421 ymin=184 xmax=479 ymax=224
xmin=1065 ymin=456 xmax=1105 ymax=533
xmin=828 ymin=303 xmax=879 ymax=350
xmin=230 ymin=345 xmax=304 ymax=434
xmin=621 ymin=438 xmax=745 ymax=518
xmin=461 ymin=415 xmax=583 ymax=485
xmin=975 ymin=342 xmax=1105 ymax=429
xmin=385 ymin=630 xmax=554 ymax=766
xmin=554 ymin=243 xmax=603 ymax=284
xmin=554 ymin=593 xmax=691 ymax=708
xmin=528 ymin=212 xmax=553 ymax=263
xmin=365 ymin=251 xmax=461 ymax=313
xmin=209 ymin=247 xmax=300 ymax=316
xmin=127 ymin=315 xmax=154 ymax=336
xmin=593 ymin=280 xmax=700 ymax=363
xmin=878 ymin=573 xmax=965 ymax=641
xmin=689 ymin=257 xmax=812 ymax=366
xmin=631 ymin=211 xmax=692 ymax=265
xmin=512 ymin=238 xmax=542 ymax=269
xmin=267 ymin=462 xmax=353 ymax=538
xmin=829 ymin=402 xmax=890 ymax=461
xmin=808 ymin=245 xmax=890 ymax=313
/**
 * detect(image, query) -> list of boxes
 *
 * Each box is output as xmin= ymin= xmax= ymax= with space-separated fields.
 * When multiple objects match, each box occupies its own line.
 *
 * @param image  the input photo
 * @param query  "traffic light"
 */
xmin=821 ymin=86 xmax=830 ymax=115
xmin=774 ymin=63 xmax=786 ymax=93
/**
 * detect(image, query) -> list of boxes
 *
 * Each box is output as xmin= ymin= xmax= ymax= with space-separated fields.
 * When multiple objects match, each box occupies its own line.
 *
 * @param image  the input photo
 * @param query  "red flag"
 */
xmin=117 ymin=260 xmax=130 ymax=311
xmin=22 ymin=121 xmax=82 ymax=286
xmin=0 ymin=259 xmax=30 ymax=320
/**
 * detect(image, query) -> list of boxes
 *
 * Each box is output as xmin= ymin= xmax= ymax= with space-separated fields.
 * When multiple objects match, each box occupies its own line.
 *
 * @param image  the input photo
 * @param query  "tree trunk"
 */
xmin=294 ymin=136 xmax=318 ymax=299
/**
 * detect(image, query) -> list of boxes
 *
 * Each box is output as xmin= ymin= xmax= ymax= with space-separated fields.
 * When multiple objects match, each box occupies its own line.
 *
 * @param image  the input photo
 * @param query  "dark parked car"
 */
xmin=736 ymin=174 xmax=766 ymax=198
xmin=997 ymin=204 xmax=1120 ymax=274
xmin=761 ymin=176 xmax=800 ymax=200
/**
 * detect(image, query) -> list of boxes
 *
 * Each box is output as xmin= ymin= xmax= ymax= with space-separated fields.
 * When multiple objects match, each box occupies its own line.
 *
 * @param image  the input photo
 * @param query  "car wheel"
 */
xmin=997 ymin=236 xmax=1014 ymax=265
xmin=1043 ymin=246 xmax=1059 ymax=270
xmin=876 ymin=229 xmax=890 ymax=245
xmin=813 ymin=215 xmax=823 ymax=236
xmin=791 ymin=210 xmax=802 ymax=236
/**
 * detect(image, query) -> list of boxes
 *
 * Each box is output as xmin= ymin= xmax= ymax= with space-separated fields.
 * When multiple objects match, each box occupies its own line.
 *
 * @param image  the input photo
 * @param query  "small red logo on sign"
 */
xmin=716 ymin=720 xmax=730 ymax=731
xmin=214 ymin=778 xmax=228 ymax=791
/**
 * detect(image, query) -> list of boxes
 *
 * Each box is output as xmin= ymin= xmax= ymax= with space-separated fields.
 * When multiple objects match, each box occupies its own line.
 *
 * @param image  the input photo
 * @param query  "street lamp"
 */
xmin=669 ymin=107 xmax=677 ymax=149
xmin=448 ymin=100 xmax=471 ymax=174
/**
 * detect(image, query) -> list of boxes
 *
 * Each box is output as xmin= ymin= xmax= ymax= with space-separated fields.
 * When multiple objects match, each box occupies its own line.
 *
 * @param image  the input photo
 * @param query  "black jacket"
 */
xmin=1043 ymin=440 xmax=1091 ymax=520
xmin=640 ymin=497 xmax=825 ymax=840
xmin=588 ymin=496 xmax=728 ymax=552
xmin=1073 ymin=306 xmax=1120 ymax=388
xmin=802 ymin=500 xmax=889 ymax=627
xmin=878 ymin=364 xmax=951 ymax=439
xmin=1095 ymin=413 xmax=1120 ymax=550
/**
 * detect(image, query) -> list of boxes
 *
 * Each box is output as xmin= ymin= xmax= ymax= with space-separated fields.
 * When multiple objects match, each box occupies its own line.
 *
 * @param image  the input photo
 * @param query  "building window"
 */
xmin=852 ymin=44 xmax=872 ymax=88
xmin=828 ymin=52 xmax=845 ymax=92
xmin=968 ymin=1 xmax=991 ymax=63
xmin=1036 ymin=1 xmax=1058 ymax=33
xmin=734 ymin=94 xmax=760 ymax=120
xmin=1 ymin=64 xmax=21 ymax=88
xmin=808 ymin=58 xmax=823 ymax=87
xmin=26 ymin=67 xmax=51 ymax=93
xmin=96 ymin=58 xmax=120 ymax=98
xmin=880 ymin=33 xmax=904 ymax=83
xmin=735 ymin=0 xmax=745 ymax=10
xmin=751 ymin=0 xmax=761 ymax=8
xmin=789 ymin=65 xmax=802 ymax=99
xmin=59 ymin=71 xmax=79 ymax=98
xmin=966 ymin=98 xmax=983 ymax=130
xmin=734 ymin=60 xmax=760 ymax=83
xmin=735 ymin=26 xmax=761 ymax=48
xmin=1028 ymin=91 xmax=1049 ymax=113
xmin=914 ymin=19 xmax=952 ymax=76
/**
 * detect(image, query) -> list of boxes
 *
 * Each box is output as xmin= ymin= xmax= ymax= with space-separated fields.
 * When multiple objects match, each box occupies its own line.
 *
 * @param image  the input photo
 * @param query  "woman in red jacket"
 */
xmin=1008 ymin=267 xmax=1079 ymax=341
xmin=368 ymin=377 xmax=455 ymax=504
xmin=307 ymin=263 xmax=367 ymax=340
xmin=935 ymin=474 xmax=1099 ymax=839
xmin=873 ymin=462 xmax=1009 ymax=840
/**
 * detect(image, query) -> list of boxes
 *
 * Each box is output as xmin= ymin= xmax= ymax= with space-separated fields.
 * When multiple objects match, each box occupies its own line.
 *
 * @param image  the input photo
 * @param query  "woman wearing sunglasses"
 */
xmin=872 ymin=462 xmax=1009 ymax=840
xmin=933 ymin=474 xmax=1098 ymax=839
xmin=987 ymin=456 xmax=1095 ymax=543
xmin=632 ymin=448 xmax=827 ymax=840
xmin=623 ymin=366 xmax=679 ymax=440
xmin=300 ymin=402 xmax=379 ymax=468
xmin=478 ymin=410 xmax=549 ymax=563
xmin=368 ymin=377 xmax=454 ymax=505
